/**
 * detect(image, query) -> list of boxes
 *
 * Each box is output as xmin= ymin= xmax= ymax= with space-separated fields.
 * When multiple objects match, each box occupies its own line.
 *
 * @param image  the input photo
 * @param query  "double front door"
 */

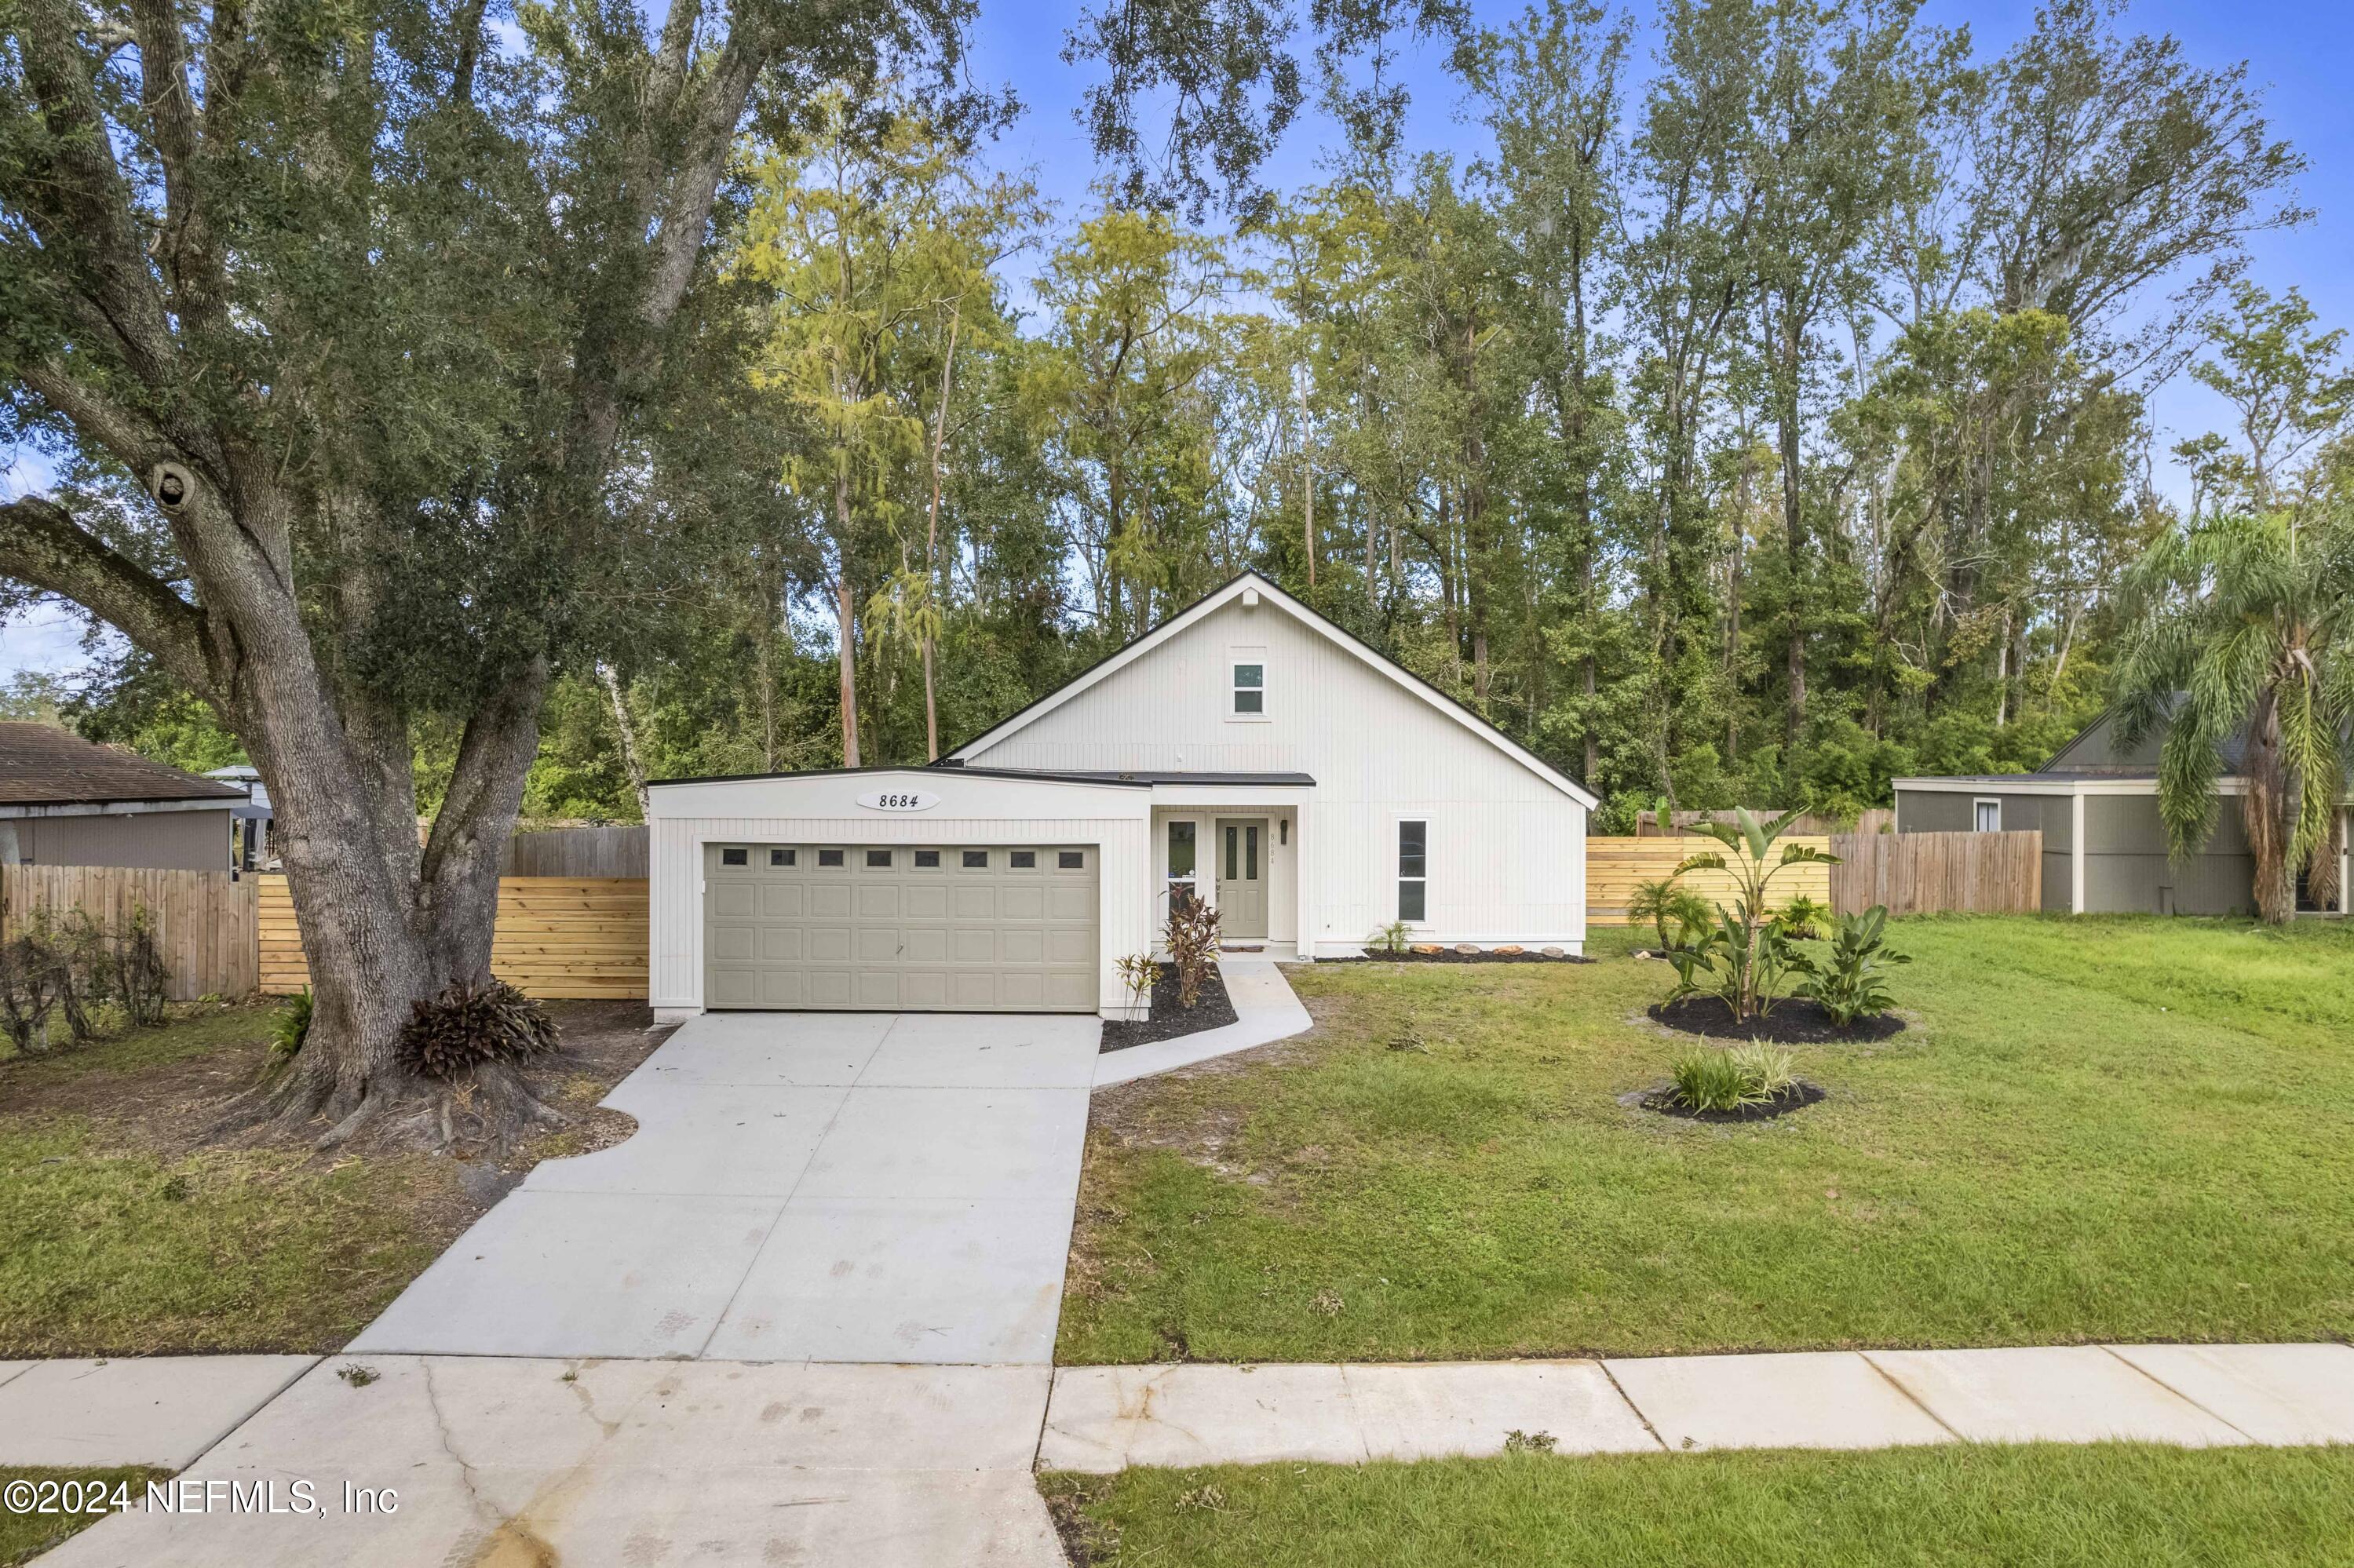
xmin=1214 ymin=817 xmax=1268 ymax=939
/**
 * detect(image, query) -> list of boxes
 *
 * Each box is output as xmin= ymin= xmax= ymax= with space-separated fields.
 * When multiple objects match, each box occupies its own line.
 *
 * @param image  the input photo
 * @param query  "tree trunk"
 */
xmin=833 ymin=567 xmax=863 ymax=768
xmin=598 ymin=662 xmax=651 ymax=818
xmin=922 ymin=305 xmax=962 ymax=762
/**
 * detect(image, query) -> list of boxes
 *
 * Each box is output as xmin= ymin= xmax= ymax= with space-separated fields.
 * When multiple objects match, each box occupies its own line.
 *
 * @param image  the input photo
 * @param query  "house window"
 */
xmin=1231 ymin=661 xmax=1265 ymax=715
xmin=1397 ymin=820 xmax=1427 ymax=922
xmin=770 ymin=848 xmax=794 ymax=867
xmin=1059 ymin=850 xmax=1085 ymax=870
xmin=914 ymin=849 xmax=940 ymax=868
xmin=1973 ymin=798 xmax=2002 ymax=833
xmin=866 ymin=848 xmax=893 ymax=868
xmin=1011 ymin=849 xmax=1038 ymax=870
xmin=721 ymin=847 xmax=748 ymax=867
xmin=1167 ymin=819 xmax=1198 ymax=905
xmin=962 ymin=849 xmax=989 ymax=869
xmin=819 ymin=848 xmax=845 ymax=867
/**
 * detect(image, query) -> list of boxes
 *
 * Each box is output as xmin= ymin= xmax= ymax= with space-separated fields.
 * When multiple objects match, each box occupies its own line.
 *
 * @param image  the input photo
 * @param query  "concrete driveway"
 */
xmin=352 ymin=1010 xmax=1100 ymax=1365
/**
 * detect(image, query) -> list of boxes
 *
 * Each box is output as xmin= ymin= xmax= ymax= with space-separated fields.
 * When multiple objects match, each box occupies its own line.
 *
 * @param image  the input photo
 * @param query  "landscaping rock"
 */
xmin=1540 ymin=946 xmax=1565 ymax=957
xmin=1454 ymin=943 xmax=1481 ymax=956
xmin=1411 ymin=943 xmax=1444 ymax=955
xmin=1493 ymin=945 xmax=1525 ymax=956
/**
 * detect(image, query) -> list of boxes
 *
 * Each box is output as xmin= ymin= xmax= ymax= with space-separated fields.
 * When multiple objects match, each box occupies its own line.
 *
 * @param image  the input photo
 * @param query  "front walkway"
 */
xmin=352 ymin=1010 xmax=1100 ymax=1365
xmin=1041 ymin=1344 xmax=2354 ymax=1470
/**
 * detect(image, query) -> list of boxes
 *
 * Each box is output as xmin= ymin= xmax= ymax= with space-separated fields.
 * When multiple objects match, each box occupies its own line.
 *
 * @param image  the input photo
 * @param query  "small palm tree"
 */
xmin=2113 ymin=511 xmax=2354 ymax=924
xmin=1670 ymin=808 xmax=1842 ymax=1021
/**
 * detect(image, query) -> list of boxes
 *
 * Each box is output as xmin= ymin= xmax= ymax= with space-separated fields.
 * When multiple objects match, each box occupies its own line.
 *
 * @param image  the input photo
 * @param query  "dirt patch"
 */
xmin=1100 ymin=962 xmax=1238 ymax=1052
xmin=1634 ymin=1081 xmax=1828 ymax=1122
xmin=1041 ymin=1477 xmax=1119 ymax=1566
xmin=1648 ymin=995 xmax=1906 ymax=1044
xmin=1327 ymin=946 xmax=1595 ymax=965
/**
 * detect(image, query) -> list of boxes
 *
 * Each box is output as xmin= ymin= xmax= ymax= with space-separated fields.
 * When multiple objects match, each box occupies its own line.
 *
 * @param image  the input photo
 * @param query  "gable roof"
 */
xmin=944 ymin=572 xmax=1600 ymax=809
xmin=0 ymin=723 xmax=248 ymax=808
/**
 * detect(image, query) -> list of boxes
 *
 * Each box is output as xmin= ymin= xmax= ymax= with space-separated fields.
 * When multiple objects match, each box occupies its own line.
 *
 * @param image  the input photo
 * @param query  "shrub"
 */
xmin=1367 ymin=920 xmax=1412 ymax=955
xmin=1113 ymin=954 xmax=1156 ymax=1017
xmin=1628 ymin=879 xmax=1712 ymax=951
xmin=1164 ymin=889 xmax=1223 ymax=1008
xmin=1662 ymin=808 xmax=1841 ymax=1023
xmin=396 ymin=979 xmax=558 ymax=1081
xmin=269 ymin=987 xmax=314 ymax=1063
xmin=0 ymin=930 xmax=63 ymax=1051
xmin=1797 ymin=906 xmax=1911 ymax=1026
xmin=1772 ymin=894 xmax=1830 ymax=943
xmin=1665 ymin=1043 xmax=1797 ymax=1112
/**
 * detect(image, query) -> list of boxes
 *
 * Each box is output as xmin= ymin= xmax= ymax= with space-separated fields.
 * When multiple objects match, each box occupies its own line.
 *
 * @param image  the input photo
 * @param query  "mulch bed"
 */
xmin=1334 ymin=946 xmax=1596 ymax=965
xmin=1638 ymin=1081 xmax=1828 ymax=1123
xmin=1099 ymin=961 xmax=1237 ymax=1054
xmin=1648 ymin=995 xmax=1906 ymax=1044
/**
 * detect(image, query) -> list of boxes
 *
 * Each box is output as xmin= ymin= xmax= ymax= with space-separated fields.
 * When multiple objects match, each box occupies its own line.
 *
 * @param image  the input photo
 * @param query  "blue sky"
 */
xmin=5 ymin=0 xmax=2345 ymax=682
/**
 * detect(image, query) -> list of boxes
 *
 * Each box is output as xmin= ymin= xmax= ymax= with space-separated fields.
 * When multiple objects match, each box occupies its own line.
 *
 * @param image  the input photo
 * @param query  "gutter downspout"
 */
xmin=2071 ymin=788 xmax=2086 ymax=916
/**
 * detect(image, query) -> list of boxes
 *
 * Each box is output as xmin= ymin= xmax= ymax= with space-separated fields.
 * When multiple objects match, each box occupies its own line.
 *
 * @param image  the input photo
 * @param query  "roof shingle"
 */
xmin=0 ymin=723 xmax=248 ymax=807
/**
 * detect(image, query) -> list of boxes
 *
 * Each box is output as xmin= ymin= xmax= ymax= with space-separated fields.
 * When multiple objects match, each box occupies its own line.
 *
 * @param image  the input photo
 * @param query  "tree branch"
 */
xmin=0 ymin=496 xmax=216 ymax=702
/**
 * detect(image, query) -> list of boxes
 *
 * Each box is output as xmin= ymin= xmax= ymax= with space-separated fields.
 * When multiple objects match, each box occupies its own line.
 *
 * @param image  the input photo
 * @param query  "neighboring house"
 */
xmin=207 ymin=764 xmax=274 ymax=870
xmin=646 ymin=571 xmax=1597 ymax=1019
xmin=0 ymin=722 xmax=246 ymax=871
xmin=1893 ymin=710 xmax=2354 ymax=917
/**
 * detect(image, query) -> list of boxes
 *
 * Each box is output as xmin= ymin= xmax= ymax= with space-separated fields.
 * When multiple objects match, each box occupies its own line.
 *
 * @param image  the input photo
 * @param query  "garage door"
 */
xmin=703 ymin=842 xmax=1100 ymax=1012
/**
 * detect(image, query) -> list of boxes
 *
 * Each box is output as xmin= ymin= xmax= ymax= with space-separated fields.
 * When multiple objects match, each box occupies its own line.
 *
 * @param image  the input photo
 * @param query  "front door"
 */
xmin=1215 ymin=818 xmax=1268 ymax=939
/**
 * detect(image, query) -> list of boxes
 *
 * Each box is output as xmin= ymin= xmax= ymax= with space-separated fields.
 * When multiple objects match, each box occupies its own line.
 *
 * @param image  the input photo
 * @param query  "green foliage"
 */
xmin=1627 ymin=879 xmax=1711 ymax=951
xmin=1797 ymin=906 xmax=1911 ymax=1026
xmin=268 ymin=990 xmax=314 ymax=1065
xmin=1660 ymin=809 xmax=1841 ymax=1021
xmin=1666 ymin=1043 xmax=1797 ymax=1113
xmin=1367 ymin=921 xmax=1414 ymax=956
xmin=1115 ymin=953 xmax=1159 ymax=1016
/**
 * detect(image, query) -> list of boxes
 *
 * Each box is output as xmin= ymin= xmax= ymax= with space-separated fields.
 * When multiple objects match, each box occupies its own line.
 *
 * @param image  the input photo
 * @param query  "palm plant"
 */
xmin=2113 ymin=511 xmax=2354 ymax=924
xmin=1666 ymin=808 xmax=1842 ymax=1022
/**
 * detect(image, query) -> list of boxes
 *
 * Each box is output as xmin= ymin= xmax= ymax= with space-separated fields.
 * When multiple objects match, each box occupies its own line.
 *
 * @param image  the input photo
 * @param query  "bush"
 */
xmin=1164 ymin=890 xmax=1223 ymax=1009
xmin=396 ymin=978 xmax=558 ymax=1081
xmin=269 ymin=987 xmax=313 ymax=1063
xmin=1797 ymin=906 xmax=1911 ymax=1026
xmin=1367 ymin=920 xmax=1412 ymax=955
xmin=1113 ymin=954 xmax=1156 ymax=1017
xmin=1627 ymin=879 xmax=1711 ymax=951
xmin=1666 ymin=1043 xmax=1797 ymax=1112
xmin=1772 ymin=894 xmax=1830 ymax=943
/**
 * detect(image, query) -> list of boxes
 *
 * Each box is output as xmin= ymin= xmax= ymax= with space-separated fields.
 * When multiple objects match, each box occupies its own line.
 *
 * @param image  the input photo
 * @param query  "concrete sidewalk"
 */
xmin=0 ymin=1356 xmax=317 ymax=1470
xmin=1040 ymin=1343 xmax=2354 ymax=1471
xmin=38 ymin=1355 xmax=1064 ymax=1568
xmin=1093 ymin=954 xmax=1313 ymax=1087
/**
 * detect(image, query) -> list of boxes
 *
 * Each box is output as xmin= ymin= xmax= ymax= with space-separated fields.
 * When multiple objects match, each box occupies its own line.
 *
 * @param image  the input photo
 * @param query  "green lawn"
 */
xmin=1059 ymin=916 xmax=2354 ymax=1364
xmin=0 ymin=1469 xmax=167 ymax=1566
xmin=0 ymin=1006 xmax=468 ymax=1356
xmin=1042 ymin=1442 xmax=2354 ymax=1567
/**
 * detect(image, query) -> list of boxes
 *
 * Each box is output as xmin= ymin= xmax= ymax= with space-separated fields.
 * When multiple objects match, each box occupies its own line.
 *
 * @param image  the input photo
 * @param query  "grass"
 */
xmin=1042 ymin=1442 xmax=2354 ymax=1567
xmin=0 ymin=1468 xmax=168 ymax=1566
xmin=0 ymin=1005 xmax=469 ymax=1356
xmin=1058 ymin=916 xmax=2354 ymax=1364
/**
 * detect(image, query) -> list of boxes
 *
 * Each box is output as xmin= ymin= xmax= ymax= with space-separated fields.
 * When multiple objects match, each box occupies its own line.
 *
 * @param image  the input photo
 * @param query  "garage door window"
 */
xmin=1011 ymin=849 xmax=1038 ymax=869
xmin=722 ymin=847 xmax=748 ymax=866
xmin=770 ymin=848 xmax=794 ymax=866
xmin=962 ymin=849 xmax=988 ymax=868
xmin=819 ymin=848 xmax=845 ymax=867
xmin=866 ymin=848 xmax=893 ymax=867
xmin=1059 ymin=850 xmax=1085 ymax=870
xmin=915 ymin=849 xmax=941 ymax=868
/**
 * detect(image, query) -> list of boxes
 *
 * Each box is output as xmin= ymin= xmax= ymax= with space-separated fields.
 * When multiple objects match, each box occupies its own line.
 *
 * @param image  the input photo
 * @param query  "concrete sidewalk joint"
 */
xmin=0 ymin=1355 xmax=319 ymax=1470
xmin=1040 ymin=1343 xmax=2354 ymax=1472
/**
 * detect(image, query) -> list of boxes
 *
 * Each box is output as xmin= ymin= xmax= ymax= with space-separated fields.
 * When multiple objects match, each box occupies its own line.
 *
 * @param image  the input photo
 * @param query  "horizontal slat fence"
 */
xmin=0 ymin=864 xmax=258 ymax=1000
xmin=502 ymin=826 xmax=648 ymax=877
xmin=1829 ymin=830 xmax=2042 ymax=917
xmin=1587 ymin=836 xmax=1833 ymax=926
xmin=257 ymin=875 xmax=648 ymax=1000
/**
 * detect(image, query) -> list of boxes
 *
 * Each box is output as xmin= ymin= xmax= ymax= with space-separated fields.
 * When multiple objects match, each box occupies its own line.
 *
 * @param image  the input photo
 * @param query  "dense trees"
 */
xmin=2 ymin=0 xmax=2346 ymax=1086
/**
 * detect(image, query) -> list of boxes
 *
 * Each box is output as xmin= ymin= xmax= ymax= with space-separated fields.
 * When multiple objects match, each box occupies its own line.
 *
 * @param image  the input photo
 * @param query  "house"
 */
xmin=206 ymin=764 xmax=274 ymax=870
xmin=1892 ymin=709 xmax=2353 ymax=916
xmin=0 ymin=722 xmax=247 ymax=870
xmin=645 ymin=571 xmax=1597 ymax=1019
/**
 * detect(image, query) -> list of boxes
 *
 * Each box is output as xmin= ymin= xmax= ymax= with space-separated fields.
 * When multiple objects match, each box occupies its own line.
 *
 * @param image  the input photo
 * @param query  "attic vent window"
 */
xmin=1232 ymin=662 xmax=1265 ymax=715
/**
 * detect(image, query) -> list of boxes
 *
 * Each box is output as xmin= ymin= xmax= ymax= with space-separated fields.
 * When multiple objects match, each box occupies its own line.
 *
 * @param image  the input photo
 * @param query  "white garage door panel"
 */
xmin=704 ymin=843 xmax=1100 ymax=1013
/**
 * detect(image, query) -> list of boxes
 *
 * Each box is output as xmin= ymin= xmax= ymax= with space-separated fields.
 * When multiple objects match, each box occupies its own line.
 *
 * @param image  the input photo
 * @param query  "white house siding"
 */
xmin=646 ymin=771 xmax=1152 ymax=1017
xmin=964 ymin=599 xmax=1586 ymax=955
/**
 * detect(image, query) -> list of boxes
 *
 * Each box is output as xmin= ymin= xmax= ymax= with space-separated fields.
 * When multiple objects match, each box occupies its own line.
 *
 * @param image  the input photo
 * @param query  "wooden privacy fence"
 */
xmin=1828 ymin=830 xmax=2042 ymax=917
xmin=0 ymin=864 xmax=259 ymax=1000
xmin=1586 ymin=836 xmax=1833 ymax=926
xmin=257 ymin=875 xmax=648 ymax=1000
xmin=502 ymin=825 xmax=648 ymax=877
